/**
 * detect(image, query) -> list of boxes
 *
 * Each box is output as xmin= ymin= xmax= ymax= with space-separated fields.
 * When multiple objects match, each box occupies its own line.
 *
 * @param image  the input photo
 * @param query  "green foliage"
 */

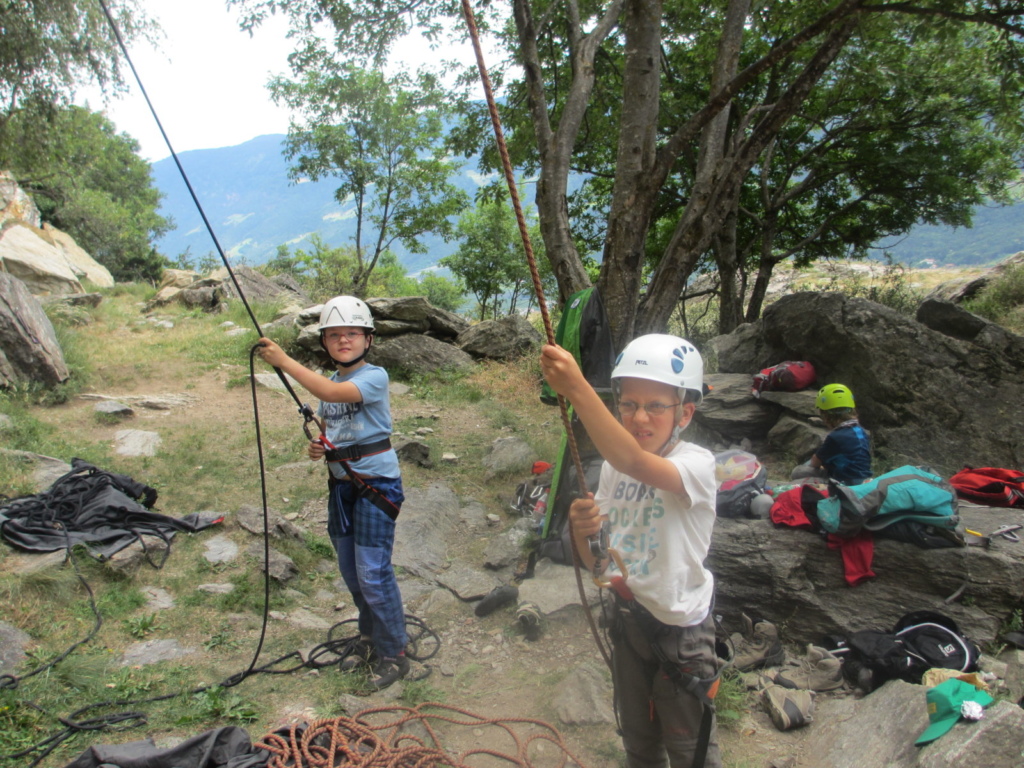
xmin=399 ymin=678 xmax=446 ymax=706
xmin=819 ymin=259 xmax=925 ymax=317
xmin=441 ymin=197 xmax=552 ymax=320
xmin=0 ymin=0 xmax=156 ymax=114
xmin=417 ymin=272 xmax=466 ymax=313
xmin=272 ymin=63 xmax=469 ymax=297
xmin=180 ymin=686 xmax=259 ymax=724
xmin=1 ymin=106 xmax=170 ymax=283
xmin=123 ymin=613 xmax=162 ymax=639
xmin=712 ymin=667 xmax=748 ymax=729
xmin=304 ymin=531 xmax=335 ymax=560
xmin=964 ymin=261 xmax=1024 ymax=334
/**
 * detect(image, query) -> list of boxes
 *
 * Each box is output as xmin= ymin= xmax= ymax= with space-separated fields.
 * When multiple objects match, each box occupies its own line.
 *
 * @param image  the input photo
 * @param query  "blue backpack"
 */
xmin=816 ymin=466 xmax=958 ymax=537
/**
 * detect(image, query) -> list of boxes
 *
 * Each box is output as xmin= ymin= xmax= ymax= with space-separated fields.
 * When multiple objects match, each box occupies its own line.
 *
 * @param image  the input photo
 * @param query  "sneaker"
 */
xmin=516 ymin=601 xmax=543 ymax=641
xmin=730 ymin=613 xmax=785 ymax=671
xmin=370 ymin=654 xmax=410 ymax=690
xmin=339 ymin=637 xmax=376 ymax=672
xmin=773 ymin=644 xmax=844 ymax=692
xmin=762 ymin=684 xmax=814 ymax=731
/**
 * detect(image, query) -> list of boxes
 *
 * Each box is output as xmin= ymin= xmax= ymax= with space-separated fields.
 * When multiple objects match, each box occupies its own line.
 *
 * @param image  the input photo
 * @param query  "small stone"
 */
xmin=486 ymin=514 xmax=501 ymax=524
xmin=441 ymin=453 xmax=459 ymax=463
xmin=269 ymin=611 xmax=287 ymax=620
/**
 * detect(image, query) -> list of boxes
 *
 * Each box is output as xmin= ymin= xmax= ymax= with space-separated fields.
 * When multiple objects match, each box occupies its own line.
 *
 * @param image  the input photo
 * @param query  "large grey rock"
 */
xmin=482 ymin=436 xmax=537 ymax=479
xmin=457 ymin=315 xmax=543 ymax=361
xmin=211 ymin=266 xmax=312 ymax=313
xmin=554 ymin=663 xmax=615 ymax=726
xmin=244 ymin=542 xmax=298 ymax=583
xmin=120 ymin=639 xmax=197 ymax=667
xmin=797 ymin=679 xmax=1024 ymax=768
xmin=0 ymin=449 xmax=71 ymax=491
xmin=713 ymin=291 xmax=1024 ymax=474
xmin=696 ymin=374 xmax=781 ymax=442
xmin=366 ymin=296 xmax=469 ymax=339
xmin=43 ymin=224 xmax=114 ymax=288
xmin=393 ymin=481 xmax=462 ymax=578
xmin=0 ymin=272 xmax=70 ymax=387
xmin=0 ymin=170 xmax=41 ymax=228
xmin=367 ymin=333 xmax=475 ymax=376
xmin=0 ymin=223 xmax=83 ymax=295
xmin=708 ymin=501 xmax=1024 ymax=647
xmin=234 ymin=504 xmax=304 ymax=541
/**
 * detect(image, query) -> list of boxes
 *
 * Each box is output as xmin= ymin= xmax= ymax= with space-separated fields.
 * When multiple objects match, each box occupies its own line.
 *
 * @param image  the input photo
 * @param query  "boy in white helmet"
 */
xmin=541 ymin=335 xmax=722 ymax=768
xmin=258 ymin=296 xmax=408 ymax=690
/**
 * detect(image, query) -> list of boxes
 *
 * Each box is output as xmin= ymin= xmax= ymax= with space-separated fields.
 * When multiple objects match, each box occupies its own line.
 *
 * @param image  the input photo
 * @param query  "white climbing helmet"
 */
xmin=318 ymin=296 xmax=374 ymax=331
xmin=611 ymin=334 xmax=704 ymax=403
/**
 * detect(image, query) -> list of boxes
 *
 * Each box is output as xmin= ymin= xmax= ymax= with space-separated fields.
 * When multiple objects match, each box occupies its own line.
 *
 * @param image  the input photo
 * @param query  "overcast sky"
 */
xmin=86 ymin=0 xmax=502 ymax=163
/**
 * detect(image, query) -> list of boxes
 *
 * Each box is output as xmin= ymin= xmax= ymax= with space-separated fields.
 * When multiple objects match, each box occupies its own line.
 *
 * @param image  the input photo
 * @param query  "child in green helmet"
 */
xmin=791 ymin=383 xmax=873 ymax=485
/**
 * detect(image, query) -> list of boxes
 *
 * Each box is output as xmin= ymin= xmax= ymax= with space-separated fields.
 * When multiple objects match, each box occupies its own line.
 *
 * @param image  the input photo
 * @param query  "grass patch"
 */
xmin=964 ymin=261 xmax=1024 ymax=334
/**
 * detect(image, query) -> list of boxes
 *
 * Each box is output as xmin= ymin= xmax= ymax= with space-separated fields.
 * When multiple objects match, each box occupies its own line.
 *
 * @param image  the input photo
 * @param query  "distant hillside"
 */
xmin=153 ymin=134 xmax=1024 ymax=272
xmin=151 ymin=134 xmax=492 ymax=274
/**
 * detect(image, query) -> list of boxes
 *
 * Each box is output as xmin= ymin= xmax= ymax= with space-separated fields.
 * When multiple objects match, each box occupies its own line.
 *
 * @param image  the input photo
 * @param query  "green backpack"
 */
xmin=540 ymin=287 xmax=615 ymax=405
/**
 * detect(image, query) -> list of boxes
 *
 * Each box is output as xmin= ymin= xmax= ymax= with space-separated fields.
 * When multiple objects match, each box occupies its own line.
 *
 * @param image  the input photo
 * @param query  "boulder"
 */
xmin=0 ymin=272 xmax=70 ymax=387
xmin=0 ymin=171 xmax=41 ymax=228
xmin=368 ymin=333 xmax=475 ymax=376
xmin=210 ymin=266 xmax=312 ymax=313
xmin=367 ymin=296 xmax=469 ymax=339
xmin=42 ymin=224 xmax=114 ymax=288
xmin=0 ymin=223 xmax=83 ymax=295
xmin=457 ymin=315 xmax=543 ymax=361
xmin=712 ymin=291 xmax=1024 ymax=475
xmin=708 ymin=502 xmax=1024 ymax=648
xmin=157 ymin=269 xmax=200 ymax=290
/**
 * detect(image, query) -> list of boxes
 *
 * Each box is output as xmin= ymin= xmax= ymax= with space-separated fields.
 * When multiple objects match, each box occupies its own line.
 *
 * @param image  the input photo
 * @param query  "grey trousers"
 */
xmin=611 ymin=604 xmax=723 ymax=768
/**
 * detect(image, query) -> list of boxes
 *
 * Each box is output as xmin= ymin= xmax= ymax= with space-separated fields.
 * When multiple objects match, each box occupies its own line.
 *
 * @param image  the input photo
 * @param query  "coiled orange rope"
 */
xmin=256 ymin=703 xmax=587 ymax=768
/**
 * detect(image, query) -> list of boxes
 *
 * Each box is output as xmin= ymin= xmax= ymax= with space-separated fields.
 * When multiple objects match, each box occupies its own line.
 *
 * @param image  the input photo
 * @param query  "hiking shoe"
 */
xmin=370 ymin=654 xmax=410 ymax=690
xmin=730 ymin=613 xmax=785 ymax=671
xmin=762 ymin=684 xmax=814 ymax=731
xmin=516 ymin=601 xmax=543 ymax=641
xmin=339 ymin=637 xmax=376 ymax=672
xmin=773 ymin=644 xmax=844 ymax=692
xmin=474 ymin=584 xmax=520 ymax=617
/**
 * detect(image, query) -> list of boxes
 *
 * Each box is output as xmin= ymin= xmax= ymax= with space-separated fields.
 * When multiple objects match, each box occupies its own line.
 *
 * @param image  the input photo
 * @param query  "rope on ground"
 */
xmin=459 ymin=0 xmax=612 ymax=670
xmin=256 ymin=703 xmax=588 ymax=768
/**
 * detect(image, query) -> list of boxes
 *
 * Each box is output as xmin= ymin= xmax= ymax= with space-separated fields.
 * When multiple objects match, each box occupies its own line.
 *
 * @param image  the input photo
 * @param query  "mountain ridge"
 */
xmin=152 ymin=134 xmax=1024 ymax=272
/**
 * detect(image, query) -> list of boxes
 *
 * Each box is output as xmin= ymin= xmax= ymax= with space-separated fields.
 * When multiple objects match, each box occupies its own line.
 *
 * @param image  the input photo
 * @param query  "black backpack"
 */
xmin=827 ymin=610 xmax=980 ymax=692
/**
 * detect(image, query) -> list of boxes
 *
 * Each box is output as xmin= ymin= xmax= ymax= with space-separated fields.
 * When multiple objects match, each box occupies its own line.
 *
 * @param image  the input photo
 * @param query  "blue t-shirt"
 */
xmin=816 ymin=420 xmax=872 ymax=485
xmin=317 ymin=364 xmax=400 ymax=479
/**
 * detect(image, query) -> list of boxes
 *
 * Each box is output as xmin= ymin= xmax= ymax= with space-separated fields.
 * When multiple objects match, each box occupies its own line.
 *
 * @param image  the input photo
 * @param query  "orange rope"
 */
xmin=459 ymin=0 xmax=612 ymax=670
xmin=255 ymin=704 xmax=588 ymax=768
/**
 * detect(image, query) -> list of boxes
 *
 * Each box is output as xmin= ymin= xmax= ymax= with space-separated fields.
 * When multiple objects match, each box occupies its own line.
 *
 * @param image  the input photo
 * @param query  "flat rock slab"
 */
xmin=0 ymin=449 xmax=71 ymax=492
xmin=121 ymin=639 xmax=196 ymax=667
xmin=94 ymin=401 xmax=134 ymax=417
xmin=435 ymin=564 xmax=501 ymax=601
xmin=203 ymin=534 xmax=239 ymax=564
xmin=518 ymin=558 xmax=601 ymax=618
xmin=143 ymin=586 xmax=175 ymax=611
xmin=285 ymin=608 xmax=333 ymax=631
xmin=0 ymin=620 xmax=30 ymax=674
xmin=114 ymin=429 xmax=162 ymax=457
xmin=252 ymin=373 xmax=301 ymax=393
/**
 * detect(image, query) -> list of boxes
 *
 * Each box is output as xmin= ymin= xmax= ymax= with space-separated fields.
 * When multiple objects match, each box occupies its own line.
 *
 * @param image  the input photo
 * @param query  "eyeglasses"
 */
xmin=617 ymin=401 xmax=681 ymax=417
xmin=325 ymin=330 xmax=367 ymax=341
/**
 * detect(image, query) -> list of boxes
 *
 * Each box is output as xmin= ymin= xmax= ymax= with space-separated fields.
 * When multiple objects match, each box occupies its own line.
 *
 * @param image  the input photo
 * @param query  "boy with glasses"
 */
xmin=541 ymin=334 xmax=722 ymax=768
xmin=258 ymin=295 xmax=408 ymax=690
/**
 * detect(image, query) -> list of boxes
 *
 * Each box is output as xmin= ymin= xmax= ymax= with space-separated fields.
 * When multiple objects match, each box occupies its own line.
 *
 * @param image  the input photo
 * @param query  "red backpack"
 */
xmin=949 ymin=466 xmax=1024 ymax=508
xmin=752 ymin=361 xmax=817 ymax=397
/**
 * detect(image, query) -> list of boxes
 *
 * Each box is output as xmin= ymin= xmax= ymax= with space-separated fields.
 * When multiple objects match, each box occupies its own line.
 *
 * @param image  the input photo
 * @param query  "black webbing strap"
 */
xmin=328 ymin=466 xmax=401 ymax=522
xmin=323 ymin=438 xmax=392 ymax=464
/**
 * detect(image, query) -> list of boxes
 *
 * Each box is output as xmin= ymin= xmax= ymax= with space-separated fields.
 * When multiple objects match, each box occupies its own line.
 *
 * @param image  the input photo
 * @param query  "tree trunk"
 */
xmin=596 ymin=0 xmax=664 ymax=347
xmin=716 ymin=205 xmax=744 ymax=334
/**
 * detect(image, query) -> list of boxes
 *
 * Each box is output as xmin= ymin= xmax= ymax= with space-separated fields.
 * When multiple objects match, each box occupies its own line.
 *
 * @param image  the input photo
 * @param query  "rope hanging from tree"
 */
xmin=459 ymin=0 xmax=612 ymax=668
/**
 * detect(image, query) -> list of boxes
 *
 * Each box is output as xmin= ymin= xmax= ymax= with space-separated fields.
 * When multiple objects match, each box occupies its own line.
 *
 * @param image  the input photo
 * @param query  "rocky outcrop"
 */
xmin=457 ymin=315 xmax=543 ymax=361
xmin=146 ymin=266 xmax=312 ymax=314
xmin=710 ymin=291 xmax=1024 ymax=475
xmin=0 ymin=272 xmax=69 ymax=387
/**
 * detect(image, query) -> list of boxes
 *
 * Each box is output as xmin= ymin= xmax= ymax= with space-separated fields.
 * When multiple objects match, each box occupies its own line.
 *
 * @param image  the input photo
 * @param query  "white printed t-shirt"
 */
xmin=595 ymin=439 xmax=718 ymax=628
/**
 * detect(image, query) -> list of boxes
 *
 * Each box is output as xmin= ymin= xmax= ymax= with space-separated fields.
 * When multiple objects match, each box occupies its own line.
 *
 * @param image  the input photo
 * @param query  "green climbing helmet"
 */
xmin=816 ymin=383 xmax=855 ymax=411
